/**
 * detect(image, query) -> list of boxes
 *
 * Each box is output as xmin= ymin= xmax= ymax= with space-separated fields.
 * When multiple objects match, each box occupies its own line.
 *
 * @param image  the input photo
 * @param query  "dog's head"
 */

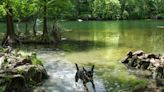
xmin=83 ymin=65 xmax=94 ymax=79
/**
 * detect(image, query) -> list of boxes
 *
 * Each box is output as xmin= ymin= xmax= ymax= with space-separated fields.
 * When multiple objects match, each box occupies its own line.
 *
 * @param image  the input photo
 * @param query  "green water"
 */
xmin=59 ymin=20 xmax=164 ymax=91
xmin=0 ymin=20 xmax=164 ymax=91
xmin=60 ymin=20 xmax=164 ymax=62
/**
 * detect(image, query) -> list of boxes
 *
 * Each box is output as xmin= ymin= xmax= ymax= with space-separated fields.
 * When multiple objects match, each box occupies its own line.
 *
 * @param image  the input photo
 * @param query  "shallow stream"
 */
xmin=38 ymin=51 xmax=106 ymax=92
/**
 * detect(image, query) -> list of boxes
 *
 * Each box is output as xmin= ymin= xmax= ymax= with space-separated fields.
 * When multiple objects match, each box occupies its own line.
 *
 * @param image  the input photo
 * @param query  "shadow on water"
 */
xmin=59 ymin=39 xmax=108 ymax=52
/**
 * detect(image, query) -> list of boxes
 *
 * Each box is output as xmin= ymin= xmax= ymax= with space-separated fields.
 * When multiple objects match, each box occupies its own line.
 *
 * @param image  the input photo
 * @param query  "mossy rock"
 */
xmin=14 ymin=65 xmax=48 ymax=84
xmin=0 ymin=47 xmax=48 ymax=91
xmin=5 ymin=74 xmax=26 ymax=92
xmin=27 ymin=65 xmax=48 ymax=83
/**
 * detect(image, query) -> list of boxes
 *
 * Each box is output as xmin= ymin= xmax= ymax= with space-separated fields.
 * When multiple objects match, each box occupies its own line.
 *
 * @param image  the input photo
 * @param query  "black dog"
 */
xmin=75 ymin=63 xmax=96 ymax=92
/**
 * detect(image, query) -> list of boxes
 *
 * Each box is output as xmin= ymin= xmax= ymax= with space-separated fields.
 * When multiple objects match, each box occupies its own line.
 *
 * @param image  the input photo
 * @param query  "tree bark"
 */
xmin=33 ymin=18 xmax=36 ymax=37
xmin=25 ymin=22 xmax=28 ymax=34
xmin=120 ymin=0 xmax=126 ymax=19
xmin=76 ymin=0 xmax=80 ymax=19
xmin=2 ymin=4 xmax=20 ymax=46
xmin=42 ymin=0 xmax=48 ymax=37
xmin=7 ymin=8 xmax=15 ymax=36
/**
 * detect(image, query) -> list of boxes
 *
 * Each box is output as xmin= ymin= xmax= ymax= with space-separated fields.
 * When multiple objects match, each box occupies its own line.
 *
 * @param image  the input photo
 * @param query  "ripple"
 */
xmin=38 ymin=54 xmax=106 ymax=92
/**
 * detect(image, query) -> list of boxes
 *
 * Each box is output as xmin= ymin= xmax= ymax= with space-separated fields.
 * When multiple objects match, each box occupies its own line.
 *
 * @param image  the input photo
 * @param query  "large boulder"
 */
xmin=5 ymin=74 xmax=27 ymax=92
xmin=0 ymin=47 xmax=48 ymax=92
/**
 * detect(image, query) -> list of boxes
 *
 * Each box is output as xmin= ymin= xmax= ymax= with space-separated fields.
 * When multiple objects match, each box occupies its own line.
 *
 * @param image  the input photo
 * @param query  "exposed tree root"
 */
xmin=2 ymin=35 xmax=21 ymax=47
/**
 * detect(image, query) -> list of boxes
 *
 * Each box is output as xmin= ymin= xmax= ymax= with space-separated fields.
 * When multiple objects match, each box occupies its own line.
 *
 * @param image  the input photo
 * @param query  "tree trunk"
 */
xmin=42 ymin=0 xmax=48 ymax=38
xmin=120 ymin=0 xmax=126 ymax=19
xmin=25 ymin=22 xmax=28 ymax=34
xmin=76 ymin=0 xmax=80 ymax=19
xmin=16 ymin=22 xmax=20 ymax=35
xmin=33 ymin=18 xmax=36 ymax=37
xmin=51 ymin=22 xmax=61 ymax=44
xmin=2 ymin=4 xmax=20 ymax=46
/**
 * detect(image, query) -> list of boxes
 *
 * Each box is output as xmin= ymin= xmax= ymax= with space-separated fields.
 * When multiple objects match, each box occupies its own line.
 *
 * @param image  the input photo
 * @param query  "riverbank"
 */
xmin=0 ymin=47 xmax=48 ymax=92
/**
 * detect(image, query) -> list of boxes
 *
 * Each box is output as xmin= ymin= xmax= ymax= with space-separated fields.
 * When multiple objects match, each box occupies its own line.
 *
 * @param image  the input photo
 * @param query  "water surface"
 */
xmin=59 ymin=20 xmax=164 ymax=91
xmin=1 ymin=20 xmax=164 ymax=91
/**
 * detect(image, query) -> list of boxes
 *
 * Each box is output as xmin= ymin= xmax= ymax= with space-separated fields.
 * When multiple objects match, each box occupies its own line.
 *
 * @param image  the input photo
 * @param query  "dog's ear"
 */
xmin=83 ymin=67 xmax=87 ymax=72
xmin=75 ymin=63 xmax=79 ymax=71
xmin=91 ymin=65 xmax=94 ymax=72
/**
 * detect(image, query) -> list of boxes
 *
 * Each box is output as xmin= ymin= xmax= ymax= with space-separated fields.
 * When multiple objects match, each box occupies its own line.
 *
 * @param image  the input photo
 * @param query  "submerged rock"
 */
xmin=0 ymin=47 xmax=48 ymax=92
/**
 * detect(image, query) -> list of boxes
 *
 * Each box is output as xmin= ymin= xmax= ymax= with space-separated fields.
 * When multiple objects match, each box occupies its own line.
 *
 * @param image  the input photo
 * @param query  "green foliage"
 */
xmin=14 ymin=0 xmax=39 ymax=21
xmin=0 ymin=5 xmax=6 ymax=16
xmin=31 ymin=53 xmax=43 ymax=66
xmin=48 ymin=0 xmax=75 ymax=19
xmin=0 ymin=0 xmax=163 ymax=21
xmin=0 ymin=0 xmax=40 ymax=21
xmin=17 ymin=51 xmax=43 ymax=66
xmin=92 ymin=0 xmax=121 ymax=20
xmin=0 ymin=87 xmax=4 ymax=92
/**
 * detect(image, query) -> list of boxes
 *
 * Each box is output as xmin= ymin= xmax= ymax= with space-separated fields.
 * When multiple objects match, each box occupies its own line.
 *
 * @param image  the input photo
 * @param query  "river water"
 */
xmin=1 ymin=20 xmax=164 ymax=91
xmin=33 ymin=20 xmax=164 ymax=92
xmin=38 ymin=51 xmax=106 ymax=92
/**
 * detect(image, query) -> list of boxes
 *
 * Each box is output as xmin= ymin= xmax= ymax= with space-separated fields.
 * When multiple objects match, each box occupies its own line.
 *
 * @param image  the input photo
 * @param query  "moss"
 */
xmin=0 ymin=86 xmax=5 ymax=92
xmin=31 ymin=54 xmax=43 ymax=66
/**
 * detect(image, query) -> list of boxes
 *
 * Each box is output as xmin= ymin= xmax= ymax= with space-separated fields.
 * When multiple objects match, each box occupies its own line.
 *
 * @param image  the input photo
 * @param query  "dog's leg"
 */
xmin=91 ymin=80 xmax=96 ymax=92
xmin=75 ymin=73 xmax=79 ymax=82
xmin=75 ymin=73 xmax=79 ymax=87
xmin=83 ymin=80 xmax=89 ymax=92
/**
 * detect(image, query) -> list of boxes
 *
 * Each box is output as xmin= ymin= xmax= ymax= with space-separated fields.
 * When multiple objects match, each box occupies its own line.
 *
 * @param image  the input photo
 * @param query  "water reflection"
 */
xmin=61 ymin=20 xmax=164 ymax=53
xmin=60 ymin=20 xmax=164 ymax=91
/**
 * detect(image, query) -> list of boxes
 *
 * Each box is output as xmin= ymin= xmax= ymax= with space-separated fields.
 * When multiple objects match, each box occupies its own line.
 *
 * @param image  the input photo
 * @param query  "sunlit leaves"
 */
xmin=0 ymin=5 xmax=6 ymax=16
xmin=92 ymin=0 xmax=121 ymax=19
xmin=0 ymin=0 xmax=163 ymax=20
xmin=14 ymin=0 xmax=39 ymax=21
xmin=47 ymin=0 xmax=74 ymax=19
xmin=0 ymin=0 xmax=40 ymax=21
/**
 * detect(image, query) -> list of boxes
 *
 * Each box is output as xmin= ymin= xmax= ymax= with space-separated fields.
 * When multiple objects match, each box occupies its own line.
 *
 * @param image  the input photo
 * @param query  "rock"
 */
xmin=156 ymin=78 xmax=164 ymax=86
xmin=128 ymin=57 xmax=138 ymax=67
xmin=121 ymin=51 xmax=133 ymax=64
xmin=121 ymin=56 xmax=129 ymax=64
xmin=13 ymin=64 xmax=48 ymax=83
xmin=133 ymin=50 xmax=144 ymax=56
xmin=27 ymin=65 xmax=47 ymax=83
xmin=0 ymin=56 xmax=5 ymax=69
xmin=33 ymin=87 xmax=46 ymax=92
xmin=0 ymin=48 xmax=48 ymax=91
xmin=147 ymin=53 xmax=160 ymax=59
xmin=14 ymin=58 xmax=32 ymax=68
xmin=122 ymin=50 xmax=164 ymax=79
xmin=5 ymin=74 xmax=27 ymax=92
xmin=138 ymin=59 xmax=150 ymax=69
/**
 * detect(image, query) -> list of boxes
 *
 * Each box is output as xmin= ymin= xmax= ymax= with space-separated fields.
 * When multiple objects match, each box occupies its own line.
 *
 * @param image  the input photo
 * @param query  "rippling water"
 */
xmin=38 ymin=51 xmax=106 ymax=92
xmin=1 ymin=20 xmax=163 ymax=91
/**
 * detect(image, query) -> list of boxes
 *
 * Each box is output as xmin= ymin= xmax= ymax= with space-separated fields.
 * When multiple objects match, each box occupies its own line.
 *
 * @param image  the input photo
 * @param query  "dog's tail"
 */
xmin=75 ymin=63 xmax=79 ymax=71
